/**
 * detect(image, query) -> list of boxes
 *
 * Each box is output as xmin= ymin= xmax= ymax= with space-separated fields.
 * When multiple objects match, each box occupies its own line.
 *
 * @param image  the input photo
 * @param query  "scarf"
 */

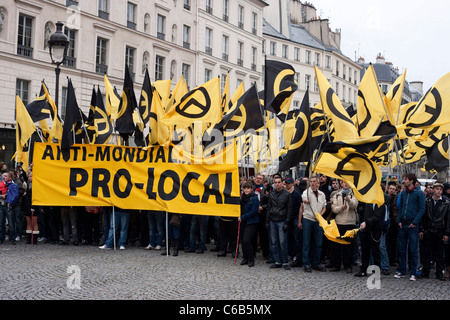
xmin=240 ymin=191 xmax=255 ymax=212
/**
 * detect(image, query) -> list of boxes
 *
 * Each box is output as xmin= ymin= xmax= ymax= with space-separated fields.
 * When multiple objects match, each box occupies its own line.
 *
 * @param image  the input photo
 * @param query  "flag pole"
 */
xmin=112 ymin=206 xmax=116 ymax=251
xmin=234 ymin=219 xmax=241 ymax=265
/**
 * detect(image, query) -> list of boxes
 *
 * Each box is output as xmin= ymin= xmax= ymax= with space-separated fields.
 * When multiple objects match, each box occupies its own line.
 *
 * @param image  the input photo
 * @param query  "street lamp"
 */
xmin=47 ymin=21 xmax=69 ymax=108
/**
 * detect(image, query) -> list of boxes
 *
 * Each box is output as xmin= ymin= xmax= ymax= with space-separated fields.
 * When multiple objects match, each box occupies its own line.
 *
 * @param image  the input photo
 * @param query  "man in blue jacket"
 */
xmin=395 ymin=173 xmax=425 ymax=281
xmin=0 ymin=171 xmax=19 ymax=245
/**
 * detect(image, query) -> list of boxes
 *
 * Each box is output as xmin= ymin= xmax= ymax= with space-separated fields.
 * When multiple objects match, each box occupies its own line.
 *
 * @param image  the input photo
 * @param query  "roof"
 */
xmin=263 ymin=19 xmax=343 ymax=54
xmin=359 ymin=63 xmax=400 ymax=83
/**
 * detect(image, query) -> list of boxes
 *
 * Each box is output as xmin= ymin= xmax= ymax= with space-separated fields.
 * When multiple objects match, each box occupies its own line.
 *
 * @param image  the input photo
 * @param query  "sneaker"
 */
xmin=99 ymin=245 xmax=110 ymax=250
xmin=154 ymin=245 xmax=161 ymax=250
xmin=409 ymin=275 xmax=416 ymax=281
xmin=15 ymin=236 xmax=21 ymax=241
xmin=145 ymin=245 xmax=154 ymax=250
xmin=120 ymin=246 xmax=125 ymax=250
xmin=394 ymin=272 xmax=405 ymax=279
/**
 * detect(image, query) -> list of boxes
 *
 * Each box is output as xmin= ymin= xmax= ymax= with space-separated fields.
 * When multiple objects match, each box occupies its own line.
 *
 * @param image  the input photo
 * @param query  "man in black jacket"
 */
xmin=355 ymin=199 xmax=387 ymax=277
xmin=265 ymin=176 xmax=293 ymax=270
xmin=419 ymin=181 xmax=449 ymax=280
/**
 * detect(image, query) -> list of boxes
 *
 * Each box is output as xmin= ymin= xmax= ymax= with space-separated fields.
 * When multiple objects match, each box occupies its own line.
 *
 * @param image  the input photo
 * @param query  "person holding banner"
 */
xmin=99 ymin=207 xmax=131 ymax=250
xmin=0 ymin=171 xmax=19 ymax=245
xmin=239 ymin=182 xmax=260 ymax=267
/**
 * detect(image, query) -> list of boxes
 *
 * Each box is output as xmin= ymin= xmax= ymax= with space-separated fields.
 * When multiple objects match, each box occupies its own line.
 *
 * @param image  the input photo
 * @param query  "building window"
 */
xmin=349 ymin=68 xmax=352 ymax=83
xmin=183 ymin=0 xmax=190 ymax=11
xmin=336 ymin=61 xmax=340 ymax=77
xmin=221 ymin=74 xmax=227 ymax=93
xmin=127 ymin=2 xmax=137 ymax=30
xmin=125 ymin=46 xmax=135 ymax=78
xmin=16 ymin=79 xmax=30 ymax=106
xmin=206 ymin=0 xmax=213 ymax=14
xmin=222 ymin=35 xmax=228 ymax=61
xmin=61 ymin=86 xmax=68 ymax=120
xmin=293 ymin=100 xmax=299 ymax=109
xmin=314 ymin=52 xmax=320 ymax=66
xmin=294 ymin=72 xmax=299 ymax=84
xmin=251 ymin=47 xmax=257 ymax=71
xmin=342 ymin=85 xmax=346 ymax=101
xmin=354 ymin=71 xmax=357 ymax=85
xmin=252 ymin=12 xmax=257 ymax=35
xmin=155 ymin=55 xmax=164 ymax=80
xmin=305 ymin=74 xmax=311 ymax=90
xmin=205 ymin=28 xmax=212 ymax=55
xmin=157 ymin=14 xmax=166 ymax=40
xmin=294 ymin=48 xmax=300 ymax=61
xmin=63 ymin=28 xmax=76 ymax=68
xmin=305 ymin=50 xmax=311 ymax=64
xmin=314 ymin=77 xmax=319 ymax=92
xmin=182 ymin=63 xmax=190 ymax=89
xmin=262 ymin=39 xmax=265 ymax=54
xmin=223 ymin=0 xmax=229 ymax=22
xmin=96 ymin=37 xmax=108 ymax=74
xmin=270 ymin=41 xmax=276 ymax=56
xmin=343 ymin=64 xmax=346 ymax=80
xmin=98 ymin=0 xmax=109 ymax=19
xmin=183 ymin=25 xmax=190 ymax=49
xmin=238 ymin=5 xmax=244 ymax=29
xmin=237 ymin=41 xmax=243 ymax=66
xmin=335 ymin=82 xmax=339 ymax=96
xmin=17 ymin=14 xmax=33 ymax=58
xmin=282 ymin=44 xmax=288 ymax=59
xmin=205 ymin=69 xmax=212 ymax=82
xmin=325 ymin=56 xmax=331 ymax=69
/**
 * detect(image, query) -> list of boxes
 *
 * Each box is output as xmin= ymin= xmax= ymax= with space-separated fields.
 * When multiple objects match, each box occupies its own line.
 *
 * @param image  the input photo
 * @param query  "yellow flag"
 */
xmin=165 ymin=76 xmax=188 ymax=114
xmin=104 ymin=75 xmax=121 ymax=120
xmin=385 ymin=70 xmax=406 ymax=126
xmin=154 ymin=79 xmax=172 ymax=106
xmin=16 ymin=96 xmax=36 ymax=148
xmin=401 ymin=72 xmax=450 ymax=131
xmin=41 ymin=84 xmax=63 ymax=142
xmin=314 ymin=148 xmax=384 ymax=206
xmin=356 ymin=65 xmax=389 ymax=138
xmin=314 ymin=66 xmax=358 ymax=141
xmin=161 ymin=77 xmax=221 ymax=129
xmin=148 ymin=90 xmax=170 ymax=146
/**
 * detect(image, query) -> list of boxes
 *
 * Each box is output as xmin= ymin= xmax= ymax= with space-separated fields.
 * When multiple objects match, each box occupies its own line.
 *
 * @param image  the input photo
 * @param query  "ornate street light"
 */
xmin=47 ymin=21 xmax=69 ymax=108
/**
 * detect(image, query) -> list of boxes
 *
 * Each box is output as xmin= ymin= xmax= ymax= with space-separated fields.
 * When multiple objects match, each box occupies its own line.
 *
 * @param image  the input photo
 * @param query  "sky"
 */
xmin=309 ymin=0 xmax=450 ymax=91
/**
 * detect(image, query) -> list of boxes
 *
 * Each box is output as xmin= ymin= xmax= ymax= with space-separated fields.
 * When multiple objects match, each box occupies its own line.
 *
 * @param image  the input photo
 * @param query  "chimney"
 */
xmin=376 ymin=53 xmax=385 ymax=64
xmin=410 ymin=81 xmax=424 ymax=94
xmin=358 ymin=57 xmax=365 ymax=64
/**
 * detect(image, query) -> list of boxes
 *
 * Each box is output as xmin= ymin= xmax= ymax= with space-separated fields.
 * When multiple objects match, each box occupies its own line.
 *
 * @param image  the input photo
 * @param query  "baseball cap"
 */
xmin=285 ymin=177 xmax=294 ymax=184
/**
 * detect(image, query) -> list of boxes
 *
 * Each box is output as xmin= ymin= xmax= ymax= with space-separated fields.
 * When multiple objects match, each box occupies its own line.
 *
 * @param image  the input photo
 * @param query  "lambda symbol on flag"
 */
xmin=408 ymin=88 xmax=441 ymax=128
xmin=334 ymin=153 xmax=377 ymax=196
xmin=176 ymin=87 xmax=212 ymax=118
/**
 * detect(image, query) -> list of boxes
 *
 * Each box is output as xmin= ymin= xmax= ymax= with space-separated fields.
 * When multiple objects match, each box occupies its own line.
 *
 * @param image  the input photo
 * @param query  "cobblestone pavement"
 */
xmin=0 ymin=240 xmax=448 ymax=301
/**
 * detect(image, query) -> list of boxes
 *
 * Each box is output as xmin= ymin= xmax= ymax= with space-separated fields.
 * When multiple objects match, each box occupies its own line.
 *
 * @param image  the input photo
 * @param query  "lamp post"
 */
xmin=47 ymin=21 xmax=69 ymax=108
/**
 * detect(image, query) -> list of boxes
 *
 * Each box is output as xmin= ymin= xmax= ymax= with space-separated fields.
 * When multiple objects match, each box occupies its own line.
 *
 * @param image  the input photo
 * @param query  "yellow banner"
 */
xmin=32 ymin=143 xmax=240 ymax=217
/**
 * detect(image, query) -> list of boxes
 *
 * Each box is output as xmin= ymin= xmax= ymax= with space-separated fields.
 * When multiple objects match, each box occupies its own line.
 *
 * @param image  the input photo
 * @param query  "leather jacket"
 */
xmin=266 ymin=188 xmax=293 ymax=223
xmin=420 ymin=196 xmax=450 ymax=235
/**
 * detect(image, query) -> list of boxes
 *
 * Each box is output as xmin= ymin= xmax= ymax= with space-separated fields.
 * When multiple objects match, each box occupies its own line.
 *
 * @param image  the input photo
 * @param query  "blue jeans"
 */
xmin=269 ymin=221 xmax=289 ymax=264
xmin=105 ymin=209 xmax=130 ymax=248
xmin=0 ymin=205 xmax=16 ymax=242
xmin=302 ymin=218 xmax=323 ymax=267
xmin=379 ymin=232 xmax=390 ymax=270
xmin=189 ymin=215 xmax=209 ymax=251
xmin=147 ymin=211 xmax=165 ymax=247
xmin=398 ymin=225 xmax=419 ymax=276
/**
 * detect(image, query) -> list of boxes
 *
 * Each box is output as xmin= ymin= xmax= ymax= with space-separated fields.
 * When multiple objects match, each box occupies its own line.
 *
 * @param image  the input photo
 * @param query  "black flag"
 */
xmin=115 ymin=64 xmax=137 ymax=142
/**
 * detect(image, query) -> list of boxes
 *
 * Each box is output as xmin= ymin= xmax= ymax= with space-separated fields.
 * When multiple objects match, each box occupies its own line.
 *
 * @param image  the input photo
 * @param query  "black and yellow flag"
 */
xmin=104 ymin=74 xmax=121 ymax=119
xmin=278 ymin=91 xmax=312 ymax=172
xmin=41 ymin=82 xmax=63 ymax=142
xmin=314 ymin=66 xmax=358 ymax=141
xmin=115 ymin=64 xmax=137 ymax=141
xmin=356 ymin=64 xmax=390 ymax=138
xmin=138 ymin=68 xmax=153 ymax=126
xmin=400 ymin=72 xmax=450 ymax=131
xmin=264 ymin=59 xmax=298 ymax=117
xmin=85 ymin=87 xmax=97 ymax=142
xmin=314 ymin=146 xmax=384 ymax=206
xmin=425 ymin=135 xmax=449 ymax=172
xmin=16 ymin=95 xmax=37 ymax=150
xmin=161 ymin=77 xmax=221 ymax=129
xmin=93 ymin=87 xmax=113 ymax=145
xmin=385 ymin=70 xmax=406 ymax=126
xmin=26 ymin=82 xmax=52 ymax=123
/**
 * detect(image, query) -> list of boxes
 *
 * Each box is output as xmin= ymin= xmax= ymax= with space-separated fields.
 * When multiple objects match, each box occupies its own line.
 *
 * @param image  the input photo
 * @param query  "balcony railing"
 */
xmin=223 ymin=14 xmax=228 ymax=22
xmin=98 ymin=10 xmax=109 ymax=20
xmin=157 ymin=32 xmax=165 ymax=40
xmin=66 ymin=0 xmax=78 ymax=7
xmin=237 ymin=58 xmax=243 ymax=66
xmin=184 ymin=3 xmax=191 ymax=10
xmin=183 ymin=41 xmax=190 ymax=49
xmin=206 ymin=5 xmax=213 ymax=14
xmin=251 ymin=63 xmax=256 ymax=71
xmin=238 ymin=22 xmax=244 ymax=29
xmin=96 ymin=64 xmax=108 ymax=74
xmin=127 ymin=21 xmax=136 ymax=30
xmin=205 ymin=46 xmax=212 ymax=55
xmin=222 ymin=53 xmax=228 ymax=62
xmin=17 ymin=45 xmax=33 ymax=59
xmin=63 ymin=56 xmax=76 ymax=68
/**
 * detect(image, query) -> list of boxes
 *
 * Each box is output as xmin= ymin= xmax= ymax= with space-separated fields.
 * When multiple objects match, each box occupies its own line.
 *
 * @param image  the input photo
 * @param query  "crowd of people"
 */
xmin=1 ymin=162 xmax=450 ymax=281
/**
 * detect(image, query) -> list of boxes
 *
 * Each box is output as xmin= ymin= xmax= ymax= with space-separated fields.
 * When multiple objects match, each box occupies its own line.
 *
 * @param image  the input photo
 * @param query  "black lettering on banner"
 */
xmin=69 ymin=168 xmax=89 ymax=196
xmin=155 ymin=147 xmax=166 ymax=163
xmin=124 ymin=148 xmax=135 ymax=162
xmin=82 ymin=146 xmax=87 ymax=161
xmin=334 ymin=153 xmax=377 ymax=195
xmin=175 ymin=87 xmax=211 ymax=118
xmin=224 ymin=172 xmax=240 ymax=205
xmin=71 ymin=146 xmax=81 ymax=161
xmin=113 ymin=169 xmax=132 ymax=198
xmin=202 ymin=174 xmax=223 ymax=204
xmin=158 ymin=170 xmax=180 ymax=201
xmin=112 ymin=147 xmax=123 ymax=162
xmin=96 ymin=146 xmax=110 ymax=161
xmin=182 ymin=172 xmax=200 ymax=203
xmin=136 ymin=148 xmax=147 ymax=163
xmin=42 ymin=144 xmax=54 ymax=160
xmin=148 ymin=147 xmax=154 ymax=163
xmin=92 ymin=168 xmax=111 ymax=198
xmin=146 ymin=168 xmax=157 ymax=200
